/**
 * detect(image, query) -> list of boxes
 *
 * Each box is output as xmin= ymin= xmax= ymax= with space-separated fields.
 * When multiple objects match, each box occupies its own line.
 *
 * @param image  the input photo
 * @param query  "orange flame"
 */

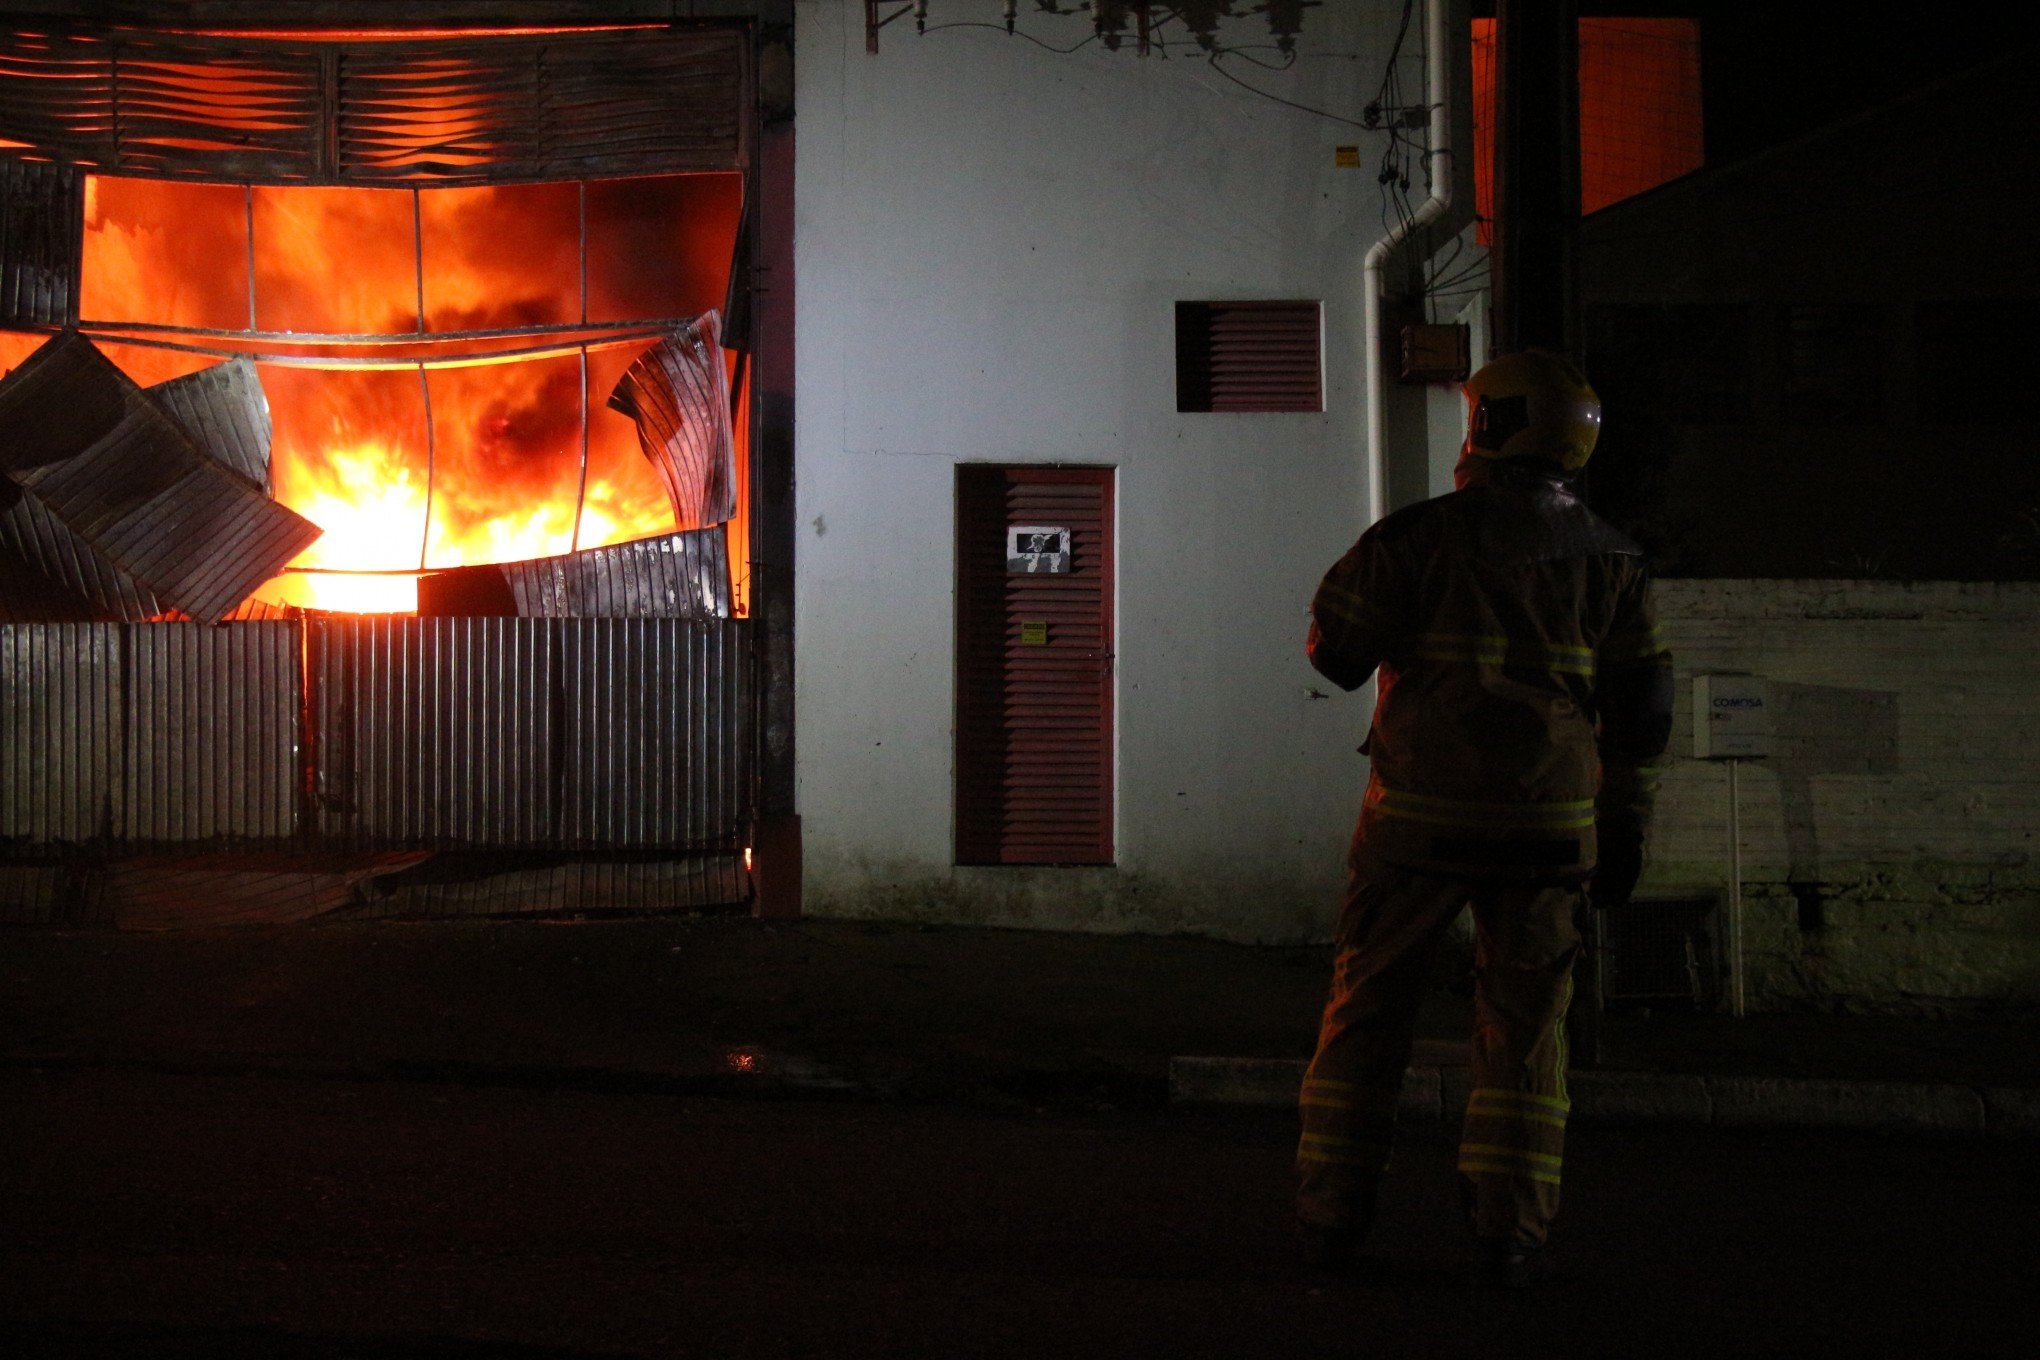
xmin=68 ymin=173 xmax=744 ymax=614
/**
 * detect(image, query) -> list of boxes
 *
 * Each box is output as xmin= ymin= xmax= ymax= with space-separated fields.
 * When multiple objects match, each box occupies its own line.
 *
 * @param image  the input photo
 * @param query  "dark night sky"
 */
xmin=1572 ymin=4 xmax=2040 ymax=166
xmin=1459 ymin=4 xmax=2037 ymax=167
xmin=1691 ymin=10 xmax=2032 ymax=164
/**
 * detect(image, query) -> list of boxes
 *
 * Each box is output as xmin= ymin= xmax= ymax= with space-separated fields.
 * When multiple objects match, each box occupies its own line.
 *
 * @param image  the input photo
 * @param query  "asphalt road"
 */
xmin=1 ymin=1069 xmax=2031 ymax=1359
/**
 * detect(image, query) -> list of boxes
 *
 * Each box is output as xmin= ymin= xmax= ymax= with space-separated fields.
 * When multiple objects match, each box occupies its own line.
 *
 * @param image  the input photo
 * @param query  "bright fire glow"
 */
xmin=66 ymin=173 xmax=745 ymax=613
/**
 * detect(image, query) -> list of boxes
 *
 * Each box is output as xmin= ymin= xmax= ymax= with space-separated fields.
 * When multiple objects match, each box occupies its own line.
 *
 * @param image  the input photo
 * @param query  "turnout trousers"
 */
xmin=1297 ymin=842 xmax=1584 ymax=1247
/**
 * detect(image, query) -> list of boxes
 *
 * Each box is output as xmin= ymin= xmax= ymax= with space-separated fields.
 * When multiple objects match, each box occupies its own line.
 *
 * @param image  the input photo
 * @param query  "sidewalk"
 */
xmin=2 ymin=914 xmax=2034 ymax=1135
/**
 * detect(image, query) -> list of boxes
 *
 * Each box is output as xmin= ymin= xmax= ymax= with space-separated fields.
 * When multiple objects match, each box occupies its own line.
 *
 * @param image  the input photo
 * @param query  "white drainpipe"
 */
xmin=1362 ymin=0 xmax=1462 ymax=525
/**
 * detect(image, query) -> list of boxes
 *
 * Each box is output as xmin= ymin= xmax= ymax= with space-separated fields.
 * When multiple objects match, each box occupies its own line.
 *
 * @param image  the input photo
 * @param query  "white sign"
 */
xmin=1693 ymin=674 xmax=1770 ymax=760
xmin=1007 ymin=525 xmax=1071 ymax=574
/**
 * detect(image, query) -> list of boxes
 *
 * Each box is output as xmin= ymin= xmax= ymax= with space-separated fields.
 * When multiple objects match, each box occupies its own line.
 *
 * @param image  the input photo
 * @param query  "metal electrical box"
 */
xmin=1693 ymin=674 xmax=1770 ymax=760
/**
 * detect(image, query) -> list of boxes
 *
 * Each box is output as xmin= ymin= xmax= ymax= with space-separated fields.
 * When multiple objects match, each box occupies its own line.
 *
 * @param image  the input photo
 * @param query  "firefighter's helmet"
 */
xmin=1461 ymin=349 xmax=1602 ymax=472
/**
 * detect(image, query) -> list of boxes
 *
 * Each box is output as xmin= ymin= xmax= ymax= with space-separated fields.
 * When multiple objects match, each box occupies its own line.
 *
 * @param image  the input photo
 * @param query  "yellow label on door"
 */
xmin=1020 ymin=621 xmax=1048 ymax=645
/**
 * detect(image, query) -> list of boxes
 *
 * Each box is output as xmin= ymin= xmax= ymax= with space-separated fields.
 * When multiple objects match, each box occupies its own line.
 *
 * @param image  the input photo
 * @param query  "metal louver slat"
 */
xmin=1175 ymin=300 xmax=1324 ymax=413
xmin=955 ymin=466 xmax=1114 ymax=866
xmin=0 ymin=25 xmax=743 ymax=186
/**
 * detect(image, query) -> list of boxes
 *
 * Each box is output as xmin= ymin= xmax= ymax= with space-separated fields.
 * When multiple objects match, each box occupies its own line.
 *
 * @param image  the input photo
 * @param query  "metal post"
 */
xmin=1728 ymin=756 xmax=1746 ymax=1017
xmin=244 ymin=185 xmax=258 ymax=332
xmin=417 ymin=363 xmax=436 ymax=572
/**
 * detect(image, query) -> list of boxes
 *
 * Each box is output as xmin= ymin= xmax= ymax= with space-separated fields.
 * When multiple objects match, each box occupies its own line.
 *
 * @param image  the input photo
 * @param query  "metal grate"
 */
xmin=0 ymin=25 xmax=745 ymax=186
xmin=955 ymin=466 xmax=1114 ymax=866
xmin=1174 ymin=300 xmax=1322 ymax=413
xmin=1597 ymin=896 xmax=1715 ymax=1008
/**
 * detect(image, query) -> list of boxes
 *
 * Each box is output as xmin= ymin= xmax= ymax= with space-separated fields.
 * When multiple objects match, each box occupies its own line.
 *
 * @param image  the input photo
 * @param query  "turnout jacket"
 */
xmin=1308 ymin=461 xmax=1673 ymax=879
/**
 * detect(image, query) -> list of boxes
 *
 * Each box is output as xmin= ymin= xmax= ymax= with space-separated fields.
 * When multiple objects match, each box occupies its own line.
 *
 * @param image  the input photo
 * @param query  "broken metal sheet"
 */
xmin=102 ymin=853 xmax=432 ymax=931
xmin=0 ymin=159 xmax=83 ymax=328
xmin=0 ymin=486 xmax=165 ymax=621
xmin=148 ymin=358 xmax=274 ymax=493
xmin=0 ymin=333 xmax=319 ymax=624
xmin=0 ymin=533 xmax=100 ymax=622
xmin=414 ymin=526 xmax=732 ymax=619
xmin=607 ymin=311 xmax=737 ymax=531
xmin=332 ymin=853 xmax=748 ymax=920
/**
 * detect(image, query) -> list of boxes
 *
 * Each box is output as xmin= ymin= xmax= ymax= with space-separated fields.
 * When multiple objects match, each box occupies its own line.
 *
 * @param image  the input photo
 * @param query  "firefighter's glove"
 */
xmin=1592 ymin=832 xmax=1643 ymax=912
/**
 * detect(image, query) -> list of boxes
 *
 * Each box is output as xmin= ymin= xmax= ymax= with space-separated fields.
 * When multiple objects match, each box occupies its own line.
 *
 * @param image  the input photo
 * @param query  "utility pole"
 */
xmin=1490 ymin=0 xmax=1581 ymax=359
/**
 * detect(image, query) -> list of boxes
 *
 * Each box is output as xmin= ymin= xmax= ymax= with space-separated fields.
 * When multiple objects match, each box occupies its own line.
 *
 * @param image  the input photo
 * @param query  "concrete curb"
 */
xmin=1167 ymin=1056 xmax=2034 ymax=1137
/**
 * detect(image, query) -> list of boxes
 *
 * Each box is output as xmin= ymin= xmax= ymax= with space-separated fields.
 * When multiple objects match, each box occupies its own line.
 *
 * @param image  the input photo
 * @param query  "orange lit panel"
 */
xmin=583 ymin=344 xmax=686 ymax=552
xmin=586 ymin=175 xmax=744 ymax=325
xmin=422 ymin=355 xmax=598 ymax=569
xmin=1578 ymin=18 xmax=1705 ymax=213
xmin=1470 ymin=18 xmax=1704 ymax=241
xmin=419 ymin=183 xmax=581 ymax=333
xmin=253 ymin=185 xmax=420 ymax=335
xmin=81 ymin=178 xmax=251 ymax=330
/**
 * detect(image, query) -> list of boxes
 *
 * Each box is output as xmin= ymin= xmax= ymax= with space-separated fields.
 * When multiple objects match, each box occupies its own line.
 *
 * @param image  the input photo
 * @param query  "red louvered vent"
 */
xmin=1175 ymin=300 xmax=1323 ymax=413
xmin=955 ymin=466 xmax=1114 ymax=866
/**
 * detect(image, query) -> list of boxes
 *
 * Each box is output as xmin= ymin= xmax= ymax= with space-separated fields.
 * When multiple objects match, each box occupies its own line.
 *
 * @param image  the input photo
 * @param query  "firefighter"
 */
xmin=1295 ymin=349 xmax=1672 ymax=1287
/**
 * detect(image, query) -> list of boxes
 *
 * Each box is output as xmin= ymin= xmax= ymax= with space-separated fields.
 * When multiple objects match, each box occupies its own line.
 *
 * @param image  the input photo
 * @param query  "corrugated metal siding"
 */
xmin=0 ymin=622 xmax=300 ymax=846
xmin=3 ymin=617 xmax=752 ymax=853
xmin=310 ymin=616 xmax=558 ymax=847
xmin=416 ymin=528 xmax=732 ymax=620
xmin=123 ymin=623 xmax=298 ymax=842
xmin=0 ymin=157 xmax=81 ymax=327
xmin=955 ymin=467 xmax=1115 ymax=866
xmin=0 ymin=624 xmax=121 ymax=844
xmin=312 ymin=616 xmax=751 ymax=851
xmin=562 ymin=619 xmax=750 ymax=848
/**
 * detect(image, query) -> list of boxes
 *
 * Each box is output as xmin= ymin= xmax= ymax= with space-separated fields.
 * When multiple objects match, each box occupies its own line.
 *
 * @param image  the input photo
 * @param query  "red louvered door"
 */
xmin=955 ymin=465 xmax=1114 ymax=865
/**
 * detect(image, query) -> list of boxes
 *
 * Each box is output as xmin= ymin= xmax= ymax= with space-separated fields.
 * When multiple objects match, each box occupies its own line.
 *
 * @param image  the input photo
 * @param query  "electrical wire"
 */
xmin=1203 ymin=51 xmax=1375 ymax=128
xmin=923 ymin=2 xmax=1479 ymax=314
xmin=920 ymin=6 xmax=1377 ymax=128
xmin=918 ymin=20 xmax=1099 ymax=54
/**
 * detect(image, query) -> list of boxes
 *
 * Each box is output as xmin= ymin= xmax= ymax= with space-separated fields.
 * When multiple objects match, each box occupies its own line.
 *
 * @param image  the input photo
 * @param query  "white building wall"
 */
xmin=1647 ymin=581 xmax=2040 ymax=1010
xmin=793 ymin=2 xmax=1431 ymax=941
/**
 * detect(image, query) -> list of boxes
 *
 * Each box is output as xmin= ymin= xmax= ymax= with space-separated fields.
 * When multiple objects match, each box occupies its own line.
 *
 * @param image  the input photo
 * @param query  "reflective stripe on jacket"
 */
xmin=1307 ymin=461 xmax=1672 ymax=878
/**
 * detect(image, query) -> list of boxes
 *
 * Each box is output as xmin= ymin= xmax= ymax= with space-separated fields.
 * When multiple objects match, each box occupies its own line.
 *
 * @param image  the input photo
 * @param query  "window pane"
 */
xmin=419 ymin=182 xmax=580 ymax=333
xmin=421 ymin=355 xmax=588 ymax=568
xmin=586 ymin=173 xmax=742 ymax=324
xmin=252 ymin=185 xmax=419 ymax=335
xmin=266 ymin=365 xmax=431 ymax=574
xmin=79 ymin=177 xmax=251 ymax=330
